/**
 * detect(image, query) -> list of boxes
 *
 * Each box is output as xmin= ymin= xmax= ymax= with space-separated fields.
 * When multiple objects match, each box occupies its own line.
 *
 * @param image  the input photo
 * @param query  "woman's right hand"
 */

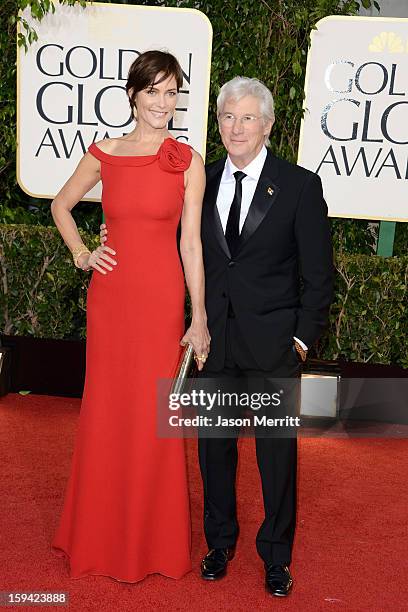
xmin=77 ymin=245 xmax=117 ymax=275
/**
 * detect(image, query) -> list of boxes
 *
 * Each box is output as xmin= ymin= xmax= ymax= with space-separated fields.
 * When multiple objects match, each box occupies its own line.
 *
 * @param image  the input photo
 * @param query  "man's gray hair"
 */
xmin=217 ymin=76 xmax=275 ymax=144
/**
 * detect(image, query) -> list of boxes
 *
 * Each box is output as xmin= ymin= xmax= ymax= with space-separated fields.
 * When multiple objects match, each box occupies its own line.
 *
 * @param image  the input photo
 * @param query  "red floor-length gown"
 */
xmin=52 ymin=138 xmax=193 ymax=582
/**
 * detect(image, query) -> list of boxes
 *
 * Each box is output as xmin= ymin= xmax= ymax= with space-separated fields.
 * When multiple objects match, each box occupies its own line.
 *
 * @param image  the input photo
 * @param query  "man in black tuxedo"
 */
xmin=198 ymin=76 xmax=333 ymax=596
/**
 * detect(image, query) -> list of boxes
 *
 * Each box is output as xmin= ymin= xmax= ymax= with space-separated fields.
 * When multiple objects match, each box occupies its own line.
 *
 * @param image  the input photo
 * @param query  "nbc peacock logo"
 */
xmin=368 ymin=32 xmax=405 ymax=53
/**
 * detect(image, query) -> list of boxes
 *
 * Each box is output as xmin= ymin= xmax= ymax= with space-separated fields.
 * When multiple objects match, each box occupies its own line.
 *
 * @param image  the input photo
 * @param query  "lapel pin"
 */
xmin=267 ymin=186 xmax=274 ymax=196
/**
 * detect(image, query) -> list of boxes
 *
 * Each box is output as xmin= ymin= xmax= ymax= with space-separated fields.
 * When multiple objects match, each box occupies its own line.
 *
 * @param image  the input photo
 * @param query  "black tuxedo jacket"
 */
xmin=201 ymin=148 xmax=334 ymax=371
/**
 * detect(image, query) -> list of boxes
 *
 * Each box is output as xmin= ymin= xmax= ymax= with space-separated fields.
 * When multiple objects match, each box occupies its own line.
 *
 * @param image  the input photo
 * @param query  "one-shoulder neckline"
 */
xmin=90 ymin=137 xmax=173 ymax=159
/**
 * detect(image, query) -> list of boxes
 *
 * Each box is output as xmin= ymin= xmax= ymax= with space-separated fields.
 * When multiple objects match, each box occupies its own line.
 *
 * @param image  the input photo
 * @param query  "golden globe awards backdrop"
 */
xmin=298 ymin=16 xmax=408 ymax=221
xmin=17 ymin=1 xmax=212 ymax=200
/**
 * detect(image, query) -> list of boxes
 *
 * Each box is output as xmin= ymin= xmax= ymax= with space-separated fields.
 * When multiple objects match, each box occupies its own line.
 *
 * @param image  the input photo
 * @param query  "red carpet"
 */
xmin=0 ymin=393 xmax=407 ymax=611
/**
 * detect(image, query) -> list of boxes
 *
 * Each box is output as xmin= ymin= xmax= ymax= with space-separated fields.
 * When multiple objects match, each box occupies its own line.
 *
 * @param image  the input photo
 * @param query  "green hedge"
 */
xmin=0 ymin=224 xmax=97 ymax=339
xmin=316 ymin=254 xmax=408 ymax=368
xmin=1 ymin=224 xmax=406 ymax=367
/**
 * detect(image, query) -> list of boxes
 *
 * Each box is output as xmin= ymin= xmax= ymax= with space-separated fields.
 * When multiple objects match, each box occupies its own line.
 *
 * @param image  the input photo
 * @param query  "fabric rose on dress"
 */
xmin=158 ymin=138 xmax=192 ymax=172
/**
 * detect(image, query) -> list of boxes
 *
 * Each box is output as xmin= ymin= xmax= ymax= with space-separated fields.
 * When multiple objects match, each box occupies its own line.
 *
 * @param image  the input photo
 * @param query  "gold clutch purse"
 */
xmin=170 ymin=344 xmax=197 ymax=395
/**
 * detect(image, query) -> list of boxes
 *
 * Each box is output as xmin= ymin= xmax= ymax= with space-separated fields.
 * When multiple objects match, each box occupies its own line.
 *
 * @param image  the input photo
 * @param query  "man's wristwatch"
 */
xmin=294 ymin=340 xmax=307 ymax=362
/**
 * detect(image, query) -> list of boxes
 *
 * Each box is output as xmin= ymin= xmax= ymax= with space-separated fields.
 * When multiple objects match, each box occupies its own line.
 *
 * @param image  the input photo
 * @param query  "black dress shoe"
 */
xmin=265 ymin=564 xmax=293 ymax=596
xmin=201 ymin=547 xmax=235 ymax=580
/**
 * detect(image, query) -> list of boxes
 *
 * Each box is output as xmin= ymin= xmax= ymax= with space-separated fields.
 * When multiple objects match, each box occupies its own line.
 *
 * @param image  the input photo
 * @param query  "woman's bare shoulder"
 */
xmin=190 ymin=148 xmax=204 ymax=163
xmin=92 ymin=137 xmax=125 ymax=154
xmin=188 ymin=148 xmax=205 ymax=171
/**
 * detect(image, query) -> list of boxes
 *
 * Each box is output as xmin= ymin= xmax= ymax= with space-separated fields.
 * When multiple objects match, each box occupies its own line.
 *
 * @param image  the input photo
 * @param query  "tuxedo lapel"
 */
xmin=203 ymin=150 xmax=280 ymax=259
xmin=204 ymin=159 xmax=231 ymax=259
xmin=237 ymin=150 xmax=280 ymax=252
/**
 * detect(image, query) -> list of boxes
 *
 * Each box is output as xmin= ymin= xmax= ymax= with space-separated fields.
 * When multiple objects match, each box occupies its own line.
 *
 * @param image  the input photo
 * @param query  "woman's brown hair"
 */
xmin=126 ymin=50 xmax=183 ymax=114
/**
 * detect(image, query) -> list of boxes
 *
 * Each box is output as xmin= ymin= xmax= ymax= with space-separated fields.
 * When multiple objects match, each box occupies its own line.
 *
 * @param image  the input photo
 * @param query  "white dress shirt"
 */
xmin=216 ymin=145 xmax=308 ymax=352
xmin=216 ymin=145 xmax=267 ymax=233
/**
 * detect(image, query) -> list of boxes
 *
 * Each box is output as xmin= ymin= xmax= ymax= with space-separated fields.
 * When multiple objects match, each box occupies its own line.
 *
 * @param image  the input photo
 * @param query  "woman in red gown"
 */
xmin=50 ymin=51 xmax=209 ymax=582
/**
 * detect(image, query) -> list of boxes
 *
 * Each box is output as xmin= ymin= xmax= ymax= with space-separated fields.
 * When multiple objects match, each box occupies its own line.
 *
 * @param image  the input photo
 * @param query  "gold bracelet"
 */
xmin=71 ymin=244 xmax=91 ymax=268
xmin=294 ymin=340 xmax=308 ymax=362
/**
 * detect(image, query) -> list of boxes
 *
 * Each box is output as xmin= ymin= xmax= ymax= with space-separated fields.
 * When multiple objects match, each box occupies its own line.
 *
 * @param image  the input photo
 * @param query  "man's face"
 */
xmin=218 ymin=95 xmax=273 ymax=168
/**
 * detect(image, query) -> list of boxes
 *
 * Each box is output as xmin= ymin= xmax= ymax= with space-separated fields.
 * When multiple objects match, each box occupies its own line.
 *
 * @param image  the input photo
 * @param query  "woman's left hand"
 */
xmin=180 ymin=319 xmax=211 ymax=371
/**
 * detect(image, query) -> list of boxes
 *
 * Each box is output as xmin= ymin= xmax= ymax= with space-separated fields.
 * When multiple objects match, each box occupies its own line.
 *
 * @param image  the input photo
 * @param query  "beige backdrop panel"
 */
xmin=17 ymin=1 xmax=212 ymax=200
xmin=298 ymin=16 xmax=408 ymax=221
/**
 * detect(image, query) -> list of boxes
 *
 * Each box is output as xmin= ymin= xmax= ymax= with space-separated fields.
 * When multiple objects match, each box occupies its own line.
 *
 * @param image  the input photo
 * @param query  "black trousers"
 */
xmin=198 ymin=313 xmax=300 ymax=566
